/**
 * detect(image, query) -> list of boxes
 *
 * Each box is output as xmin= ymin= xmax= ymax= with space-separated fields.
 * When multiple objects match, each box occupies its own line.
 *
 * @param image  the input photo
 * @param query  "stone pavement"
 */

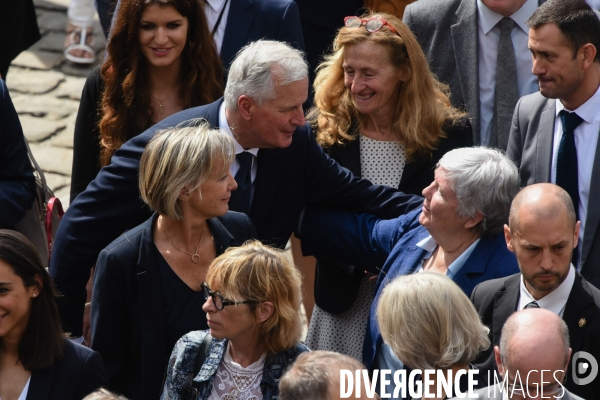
xmin=7 ymin=0 xmax=106 ymax=209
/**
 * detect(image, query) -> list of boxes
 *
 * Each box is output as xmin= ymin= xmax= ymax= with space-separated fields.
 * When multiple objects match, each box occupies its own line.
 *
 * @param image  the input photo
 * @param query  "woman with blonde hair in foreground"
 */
xmin=91 ymin=120 xmax=256 ymax=399
xmin=377 ymin=272 xmax=490 ymax=399
xmin=161 ymin=241 xmax=309 ymax=400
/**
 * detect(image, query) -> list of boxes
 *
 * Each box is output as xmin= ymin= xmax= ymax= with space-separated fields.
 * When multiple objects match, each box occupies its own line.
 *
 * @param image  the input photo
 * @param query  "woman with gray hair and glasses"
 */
xmin=300 ymin=146 xmax=520 ymax=377
xmin=90 ymin=119 xmax=257 ymax=400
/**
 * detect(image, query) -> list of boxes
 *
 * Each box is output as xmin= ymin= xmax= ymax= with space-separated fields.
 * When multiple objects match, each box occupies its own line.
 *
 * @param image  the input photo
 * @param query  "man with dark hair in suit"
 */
xmin=471 ymin=183 xmax=600 ymax=399
xmin=507 ymin=0 xmax=600 ymax=288
xmin=50 ymin=40 xmax=421 ymax=342
xmin=403 ymin=0 xmax=540 ymax=148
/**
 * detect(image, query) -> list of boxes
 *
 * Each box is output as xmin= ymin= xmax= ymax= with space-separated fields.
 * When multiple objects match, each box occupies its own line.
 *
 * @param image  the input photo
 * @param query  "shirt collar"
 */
xmin=415 ymin=235 xmax=481 ymax=278
xmin=219 ymin=102 xmax=259 ymax=157
xmin=519 ymin=265 xmax=576 ymax=315
xmin=555 ymin=85 xmax=600 ymax=124
xmin=477 ymin=0 xmax=537 ymax=35
xmin=204 ymin=0 xmax=225 ymax=12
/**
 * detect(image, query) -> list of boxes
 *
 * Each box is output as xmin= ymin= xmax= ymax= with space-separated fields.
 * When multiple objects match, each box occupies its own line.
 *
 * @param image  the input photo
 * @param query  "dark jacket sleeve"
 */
xmin=303 ymin=128 xmax=423 ymax=218
xmin=300 ymin=207 xmax=422 ymax=272
xmin=0 ymin=79 xmax=36 ymax=228
xmin=91 ymin=237 xmax=137 ymax=393
xmin=51 ymin=130 xmax=154 ymax=337
xmin=70 ymin=67 xmax=104 ymax=203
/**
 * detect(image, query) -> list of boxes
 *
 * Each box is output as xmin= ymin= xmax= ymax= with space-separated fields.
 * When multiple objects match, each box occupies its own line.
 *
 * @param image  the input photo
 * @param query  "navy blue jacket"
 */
xmin=301 ymin=207 xmax=520 ymax=368
xmin=0 ymin=79 xmax=36 ymax=228
xmin=91 ymin=212 xmax=257 ymax=400
xmin=50 ymin=97 xmax=422 ymax=337
xmin=27 ymin=339 xmax=107 ymax=400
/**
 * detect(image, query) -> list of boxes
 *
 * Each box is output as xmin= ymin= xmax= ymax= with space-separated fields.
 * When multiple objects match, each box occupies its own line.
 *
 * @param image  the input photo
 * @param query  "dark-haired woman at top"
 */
xmin=70 ymin=0 xmax=223 ymax=203
xmin=0 ymin=230 xmax=107 ymax=400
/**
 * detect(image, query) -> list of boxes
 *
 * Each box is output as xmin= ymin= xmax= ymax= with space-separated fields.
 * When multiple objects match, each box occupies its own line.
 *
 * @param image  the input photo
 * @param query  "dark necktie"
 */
xmin=229 ymin=152 xmax=253 ymax=214
xmin=524 ymin=301 xmax=540 ymax=309
xmin=556 ymin=110 xmax=583 ymax=266
xmin=491 ymin=17 xmax=519 ymax=150
xmin=556 ymin=111 xmax=583 ymax=217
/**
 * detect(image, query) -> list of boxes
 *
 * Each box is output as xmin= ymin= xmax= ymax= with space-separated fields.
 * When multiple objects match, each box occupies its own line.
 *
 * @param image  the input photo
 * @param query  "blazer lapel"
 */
xmin=581 ymin=130 xmax=600 ymax=267
xmin=534 ymin=99 xmax=555 ymax=182
xmin=451 ymin=0 xmax=479 ymax=143
xmin=135 ymin=215 xmax=170 ymax=399
xmin=220 ymin=0 xmax=254 ymax=68
xmin=207 ymin=217 xmax=234 ymax=256
xmin=249 ymin=148 xmax=283 ymax=235
xmin=562 ymin=274 xmax=595 ymax=354
xmin=27 ymin=366 xmax=57 ymax=400
xmin=451 ymin=240 xmax=491 ymax=295
xmin=492 ymin=275 xmax=520 ymax=346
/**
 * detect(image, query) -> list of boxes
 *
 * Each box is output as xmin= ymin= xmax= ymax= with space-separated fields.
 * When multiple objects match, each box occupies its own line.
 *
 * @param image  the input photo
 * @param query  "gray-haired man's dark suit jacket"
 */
xmin=506 ymin=91 xmax=600 ymax=289
xmin=452 ymin=384 xmax=584 ymax=400
xmin=403 ymin=0 xmax=543 ymax=146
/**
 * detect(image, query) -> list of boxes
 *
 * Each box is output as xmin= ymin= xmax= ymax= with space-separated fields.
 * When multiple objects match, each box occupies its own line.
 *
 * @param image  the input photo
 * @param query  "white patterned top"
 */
xmin=209 ymin=343 xmax=266 ymax=400
xmin=359 ymin=135 xmax=406 ymax=187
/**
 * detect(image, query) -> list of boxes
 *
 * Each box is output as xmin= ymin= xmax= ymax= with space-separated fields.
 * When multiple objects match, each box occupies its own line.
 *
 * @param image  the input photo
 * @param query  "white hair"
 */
xmin=438 ymin=146 xmax=520 ymax=237
xmin=224 ymin=40 xmax=308 ymax=110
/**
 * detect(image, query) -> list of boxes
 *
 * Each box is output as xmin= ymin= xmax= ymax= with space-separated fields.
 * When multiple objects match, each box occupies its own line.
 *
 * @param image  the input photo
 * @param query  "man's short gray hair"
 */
xmin=224 ymin=40 xmax=308 ymax=110
xmin=438 ymin=147 xmax=520 ymax=237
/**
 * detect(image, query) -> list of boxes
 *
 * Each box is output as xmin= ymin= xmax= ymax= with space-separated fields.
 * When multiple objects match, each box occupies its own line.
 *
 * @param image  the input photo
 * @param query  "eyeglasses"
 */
xmin=201 ymin=282 xmax=258 ymax=311
xmin=344 ymin=16 xmax=399 ymax=36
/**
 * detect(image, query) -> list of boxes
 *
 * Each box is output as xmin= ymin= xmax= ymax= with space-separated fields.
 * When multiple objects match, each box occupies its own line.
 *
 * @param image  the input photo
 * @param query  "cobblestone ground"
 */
xmin=8 ymin=0 xmax=105 ymax=209
xmin=7 ymin=0 xmax=308 ymax=336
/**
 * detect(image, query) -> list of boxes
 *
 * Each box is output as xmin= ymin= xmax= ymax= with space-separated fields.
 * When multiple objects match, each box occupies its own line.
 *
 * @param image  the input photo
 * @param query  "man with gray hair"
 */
xmin=471 ymin=183 xmax=600 ymax=399
xmin=457 ymin=309 xmax=583 ymax=399
xmin=49 ymin=40 xmax=421 ymax=341
xmin=279 ymin=351 xmax=376 ymax=400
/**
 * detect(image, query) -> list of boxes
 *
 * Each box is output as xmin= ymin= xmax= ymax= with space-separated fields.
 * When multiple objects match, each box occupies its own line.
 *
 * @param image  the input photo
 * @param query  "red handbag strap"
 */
xmin=46 ymin=197 xmax=65 ymax=261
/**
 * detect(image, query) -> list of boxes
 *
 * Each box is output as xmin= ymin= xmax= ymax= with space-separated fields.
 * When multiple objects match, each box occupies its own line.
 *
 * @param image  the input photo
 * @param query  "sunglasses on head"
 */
xmin=344 ymin=16 xmax=400 ymax=36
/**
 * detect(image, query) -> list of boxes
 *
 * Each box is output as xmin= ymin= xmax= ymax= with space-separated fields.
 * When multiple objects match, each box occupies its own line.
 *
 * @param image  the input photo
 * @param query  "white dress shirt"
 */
xmin=415 ymin=235 xmax=481 ymax=279
xmin=477 ymin=0 xmax=539 ymax=145
xmin=219 ymin=102 xmax=259 ymax=183
xmin=550 ymin=86 xmax=600 ymax=267
xmin=204 ymin=0 xmax=231 ymax=54
xmin=518 ymin=265 xmax=576 ymax=317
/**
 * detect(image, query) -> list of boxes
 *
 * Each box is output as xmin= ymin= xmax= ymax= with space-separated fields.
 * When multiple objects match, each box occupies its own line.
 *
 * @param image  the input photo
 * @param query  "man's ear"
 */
xmin=573 ymin=221 xmax=581 ymax=249
xmin=255 ymin=301 xmax=274 ymax=324
xmin=504 ymin=224 xmax=515 ymax=253
xmin=580 ymin=43 xmax=597 ymax=69
xmin=238 ymin=95 xmax=254 ymax=121
xmin=494 ymin=346 xmax=505 ymax=377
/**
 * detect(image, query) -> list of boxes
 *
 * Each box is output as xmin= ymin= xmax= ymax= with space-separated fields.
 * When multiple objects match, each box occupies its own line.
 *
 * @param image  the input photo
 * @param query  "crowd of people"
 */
xmin=1 ymin=0 xmax=600 ymax=399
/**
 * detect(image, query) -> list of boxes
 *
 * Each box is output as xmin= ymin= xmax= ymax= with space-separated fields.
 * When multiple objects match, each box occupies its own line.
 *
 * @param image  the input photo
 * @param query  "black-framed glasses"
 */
xmin=201 ymin=282 xmax=258 ymax=311
xmin=344 ymin=16 xmax=400 ymax=36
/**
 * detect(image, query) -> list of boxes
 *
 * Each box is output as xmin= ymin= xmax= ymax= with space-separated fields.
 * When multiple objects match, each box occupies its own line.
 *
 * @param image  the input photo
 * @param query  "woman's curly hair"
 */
xmin=98 ymin=0 xmax=223 ymax=166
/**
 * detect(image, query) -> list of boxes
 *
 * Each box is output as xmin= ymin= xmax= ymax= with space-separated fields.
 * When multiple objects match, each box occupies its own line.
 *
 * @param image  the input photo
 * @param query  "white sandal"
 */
xmin=64 ymin=25 xmax=96 ymax=65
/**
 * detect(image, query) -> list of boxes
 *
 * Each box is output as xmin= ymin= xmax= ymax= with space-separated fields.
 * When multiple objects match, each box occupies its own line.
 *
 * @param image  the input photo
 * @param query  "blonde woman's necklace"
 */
xmin=152 ymin=87 xmax=179 ymax=115
xmin=165 ymin=224 xmax=205 ymax=264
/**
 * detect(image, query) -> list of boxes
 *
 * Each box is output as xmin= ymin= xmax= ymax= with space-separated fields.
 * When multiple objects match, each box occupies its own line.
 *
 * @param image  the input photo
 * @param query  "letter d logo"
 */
xmin=572 ymin=351 xmax=598 ymax=386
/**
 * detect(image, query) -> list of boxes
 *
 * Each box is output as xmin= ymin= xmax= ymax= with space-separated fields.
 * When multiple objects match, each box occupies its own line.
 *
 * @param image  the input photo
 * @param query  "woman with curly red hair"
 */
xmin=70 ymin=0 xmax=223 ymax=203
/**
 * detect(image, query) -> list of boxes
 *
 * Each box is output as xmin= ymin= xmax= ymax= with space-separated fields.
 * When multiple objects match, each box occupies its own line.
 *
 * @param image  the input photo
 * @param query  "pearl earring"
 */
xmin=32 ymin=293 xmax=37 ymax=298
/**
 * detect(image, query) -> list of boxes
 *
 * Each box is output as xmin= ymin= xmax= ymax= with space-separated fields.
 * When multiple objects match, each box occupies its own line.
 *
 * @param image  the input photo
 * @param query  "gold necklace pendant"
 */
xmin=157 ymin=101 xmax=165 ymax=115
xmin=165 ymin=224 xmax=206 ymax=264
